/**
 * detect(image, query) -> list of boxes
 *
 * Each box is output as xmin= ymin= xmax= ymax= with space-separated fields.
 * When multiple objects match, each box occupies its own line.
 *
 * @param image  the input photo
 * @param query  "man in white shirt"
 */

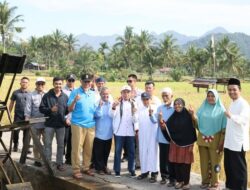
xmin=224 ymin=78 xmax=250 ymax=190
xmin=111 ymin=85 xmax=138 ymax=178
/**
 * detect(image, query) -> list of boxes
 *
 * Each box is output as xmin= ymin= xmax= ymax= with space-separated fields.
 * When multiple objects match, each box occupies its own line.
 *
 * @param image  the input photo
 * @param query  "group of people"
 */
xmin=9 ymin=73 xmax=249 ymax=190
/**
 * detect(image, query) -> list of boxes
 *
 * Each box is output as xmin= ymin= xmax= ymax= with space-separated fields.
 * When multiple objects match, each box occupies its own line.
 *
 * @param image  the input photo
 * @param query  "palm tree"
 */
xmin=65 ymin=33 xmax=78 ymax=53
xmin=98 ymin=42 xmax=109 ymax=70
xmin=50 ymin=29 xmax=66 ymax=61
xmin=158 ymin=34 xmax=178 ymax=68
xmin=115 ymin=26 xmax=135 ymax=69
xmin=217 ymin=36 xmax=242 ymax=74
xmin=0 ymin=1 xmax=23 ymax=52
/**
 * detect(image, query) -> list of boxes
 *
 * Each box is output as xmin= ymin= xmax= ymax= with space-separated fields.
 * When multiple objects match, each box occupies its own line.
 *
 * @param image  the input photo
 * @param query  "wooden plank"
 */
xmin=6 ymin=182 xmax=33 ymax=190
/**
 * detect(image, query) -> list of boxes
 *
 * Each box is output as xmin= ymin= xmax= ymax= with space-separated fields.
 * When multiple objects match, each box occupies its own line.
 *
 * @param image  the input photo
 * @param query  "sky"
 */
xmin=9 ymin=0 xmax=250 ymax=40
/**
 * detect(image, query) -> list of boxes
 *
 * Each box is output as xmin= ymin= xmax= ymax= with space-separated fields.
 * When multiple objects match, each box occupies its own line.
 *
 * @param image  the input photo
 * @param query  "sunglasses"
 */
xmin=68 ymin=79 xmax=75 ymax=82
xmin=83 ymin=81 xmax=91 ymax=83
xmin=36 ymin=82 xmax=45 ymax=86
xmin=127 ymin=80 xmax=133 ymax=83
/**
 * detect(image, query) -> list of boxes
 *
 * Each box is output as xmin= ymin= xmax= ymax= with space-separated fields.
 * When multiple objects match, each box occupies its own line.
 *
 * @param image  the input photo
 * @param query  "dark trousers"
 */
xmin=224 ymin=148 xmax=247 ymax=190
xmin=174 ymin=163 xmax=191 ymax=185
xmin=13 ymin=129 xmax=29 ymax=146
xmin=159 ymin=143 xmax=175 ymax=181
xmin=93 ymin=137 xmax=112 ymax=171
xmin=114 ymin=135 xmax=135 ymax=173
xmin=64 ymin=126 xmax=72 ymax=161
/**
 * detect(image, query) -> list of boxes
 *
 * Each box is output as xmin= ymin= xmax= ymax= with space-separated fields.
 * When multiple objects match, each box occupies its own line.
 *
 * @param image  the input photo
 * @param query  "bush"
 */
xmin=169 ymin=68 xmax=183 ymax=82
xmin=35 ymin=71 xmax=41 ymax=76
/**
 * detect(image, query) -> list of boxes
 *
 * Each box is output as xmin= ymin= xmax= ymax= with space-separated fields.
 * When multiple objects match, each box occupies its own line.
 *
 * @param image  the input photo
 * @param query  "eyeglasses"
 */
xmin=68 ymin=79 xmax=75 ymax=82
xmin=162 ymin=95 xmax=169 ymax=97
xmin=127 ymin=80 xmax=133 ymax=83
xmin=84 ymin=81 xmax=91 ymax=83
xmin=36 ymin=82 xmax=45 ymax=86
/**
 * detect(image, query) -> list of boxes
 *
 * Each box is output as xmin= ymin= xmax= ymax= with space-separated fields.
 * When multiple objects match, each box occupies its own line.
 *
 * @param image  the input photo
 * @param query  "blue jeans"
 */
xmin=44 ymin=127 xmax=65 ymax=165
xmin=114 ymin=135 xmax=135 ymax=173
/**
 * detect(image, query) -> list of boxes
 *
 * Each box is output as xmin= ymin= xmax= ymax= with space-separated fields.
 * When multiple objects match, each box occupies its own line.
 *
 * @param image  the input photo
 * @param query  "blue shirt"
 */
xmin=156 ymin=103 xmax=174 ymax=144
xmin=95 ymin=101 xmax=113 ymax=140
xmin=67 ymin=87 xmax=97 ymax=128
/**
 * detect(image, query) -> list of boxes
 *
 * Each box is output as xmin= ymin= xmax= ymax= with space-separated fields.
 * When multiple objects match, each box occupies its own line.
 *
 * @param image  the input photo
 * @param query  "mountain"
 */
xmin=201 ymin=26 xmax=228 ymax=37
xmin=157 ymin=30 xmax=198 ymax=45
xmin=76 ymin=31 xmax=198 ymax=49
xmin=182 ymin=32 xmax=250 ymax=59
xmin=76 ymin=33 xmax=119 ymax=50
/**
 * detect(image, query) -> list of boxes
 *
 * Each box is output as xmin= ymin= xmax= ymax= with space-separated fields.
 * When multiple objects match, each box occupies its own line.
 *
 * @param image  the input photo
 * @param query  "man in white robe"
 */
xmin=224 ymin=78 xmax=250 ymax=190
xmin=137 ymin=92 xmax=159 ymax=183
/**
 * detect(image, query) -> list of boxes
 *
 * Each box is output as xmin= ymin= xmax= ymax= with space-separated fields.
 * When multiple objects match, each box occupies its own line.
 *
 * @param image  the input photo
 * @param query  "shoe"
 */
xmin=65 ymin=159 xmax=71 ymax=165
xmin=149 ymin=176 xmax=157 ymax=183
xmin=73 ymin=172 xmax=83 ymax=179
xmin=137 ymin=173 xmax=148 ymax=180
xmin=182 ymin=184 xmax=190 ymax=190
xmin=57 ymin=164 xmax=66 ymax=171
xmin=200 ymin=183 xmax=210 ymax=189
xmin=96 ymin=170 xmax=105 ymax=175
xmin=121 ymin=156 xmax=128 ymax=162
xmin=175 ymin=182 xmax=184 ymax=189
xmin=115 ymin=172 xmax=121 ymax=178
xmin=82 ymin=169 xmax=95 ymax=176
xmin=104 ymin=167 xmax=112 ymax=175
xmin=13 ymin=144 xmax=18 ymax=152
xmin=34 ymin=161 xmax=42 ymax=167
xmin=130 ymin=172 xmax=136 ymax=178
xmin=167 ymin=181 xmax=176 ymax=187
xmin=160 ymin=177 xmax=166 ymax=184
xmin=135 ymin=165 xmax=141 ymax=170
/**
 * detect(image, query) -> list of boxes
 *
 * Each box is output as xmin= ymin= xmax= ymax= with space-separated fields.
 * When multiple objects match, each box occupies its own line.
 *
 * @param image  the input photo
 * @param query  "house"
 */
xmin=24 ymin=62 xmax=46 ymax=70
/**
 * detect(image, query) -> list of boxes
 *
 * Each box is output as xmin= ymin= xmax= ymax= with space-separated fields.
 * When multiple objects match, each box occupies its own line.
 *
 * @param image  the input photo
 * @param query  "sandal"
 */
xmin=82 ymin=169 xmax=95 ymax=176
xmin=175 ymin=182 xmax=184 ymax=189
xmin=73 ymin=172 xmax=83 ymax=179
xmin=182 ymin=184 xmax=190 ymax=190
xmin=200 ymin=183 xmax=209 ymax=189
xmin=208 ymin=182 xmax=219 ymax=190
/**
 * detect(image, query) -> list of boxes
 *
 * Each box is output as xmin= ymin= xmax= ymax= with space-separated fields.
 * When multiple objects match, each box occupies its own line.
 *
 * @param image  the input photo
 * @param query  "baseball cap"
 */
xmin=161 ymin=87 xmax=173 ymax=95
xmin=120 ymin=85 xmax=131 ymax=92
xmin=95 ymin=77 xmax=106 ymax=83
xmin=36 ymin=77 xmax=46 ymax=83
xmin=141 ymin=92 xmax=151 ymax=99
xmin=66 ymin=74 xmax=76 ymax=80
xmin=81 ymin=74 xmax=94 ymax=81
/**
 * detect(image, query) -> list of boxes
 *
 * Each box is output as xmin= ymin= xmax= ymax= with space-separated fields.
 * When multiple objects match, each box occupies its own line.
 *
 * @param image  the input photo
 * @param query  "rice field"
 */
xmin=1 ymin=74 xmax=250 ymax=186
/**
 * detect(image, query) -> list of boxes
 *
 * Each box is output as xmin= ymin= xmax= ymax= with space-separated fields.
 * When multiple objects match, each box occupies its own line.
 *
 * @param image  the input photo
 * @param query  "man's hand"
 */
xmin=112 ymin=101 xmax=120 ymax=109
xmin=66 ymin=118 xmax=71 ymax=126
xmin=216 ymin=141 xmax=224 ymax=154
xmin=51 ymin=104 xmax=58 ymax=112
xmin=99 ymin=99 xmax=103 ymax=107
xmin=149 ymin=105 xmax=153 ymax=116
xmin=74 ymin=93 xmax=81 ymax=102
xmin=224 ymin=110 xmax=231 ymax=118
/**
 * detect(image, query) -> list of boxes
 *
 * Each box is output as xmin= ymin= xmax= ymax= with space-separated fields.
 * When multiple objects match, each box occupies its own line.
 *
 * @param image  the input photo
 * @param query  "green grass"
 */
xmin=1 ymin=75 xmax=250 ymax=186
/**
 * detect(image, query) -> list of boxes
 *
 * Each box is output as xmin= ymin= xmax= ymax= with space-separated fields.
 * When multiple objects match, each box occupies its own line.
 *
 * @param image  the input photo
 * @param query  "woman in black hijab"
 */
xmin=161 ymin=98 xmax=197 ymax=190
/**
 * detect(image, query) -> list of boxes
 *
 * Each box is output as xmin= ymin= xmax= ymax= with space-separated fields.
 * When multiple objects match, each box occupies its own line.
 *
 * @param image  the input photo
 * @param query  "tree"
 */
xmin=0 ymin=1 xmax=23 ymax=52
xmin=115 ymin=26 xmax=135 ymax=69
xmin=158 ymin=34 xmax=179 ymax=68
xmin=217 ymin=36 xmax=243 ymax=75
xmin=98 ymin=42 xmax=109 ymax=70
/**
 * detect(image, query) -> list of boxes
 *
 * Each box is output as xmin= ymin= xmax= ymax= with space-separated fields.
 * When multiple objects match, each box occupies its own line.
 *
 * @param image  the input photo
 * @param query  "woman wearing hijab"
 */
xmin=197 ymin=89 xmax=227 ymax=190
xmin=160 ymin=98 xmax=197 ymax=190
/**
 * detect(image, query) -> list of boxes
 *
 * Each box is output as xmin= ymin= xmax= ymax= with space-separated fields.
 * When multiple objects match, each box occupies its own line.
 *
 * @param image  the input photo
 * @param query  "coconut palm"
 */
xmin=0 ymin=1 xmax=23 ymax=52
xmin=115 ymin=26 xmax=135 ymax=69
xmin=158 ymin=34 xmax=179 ymax=67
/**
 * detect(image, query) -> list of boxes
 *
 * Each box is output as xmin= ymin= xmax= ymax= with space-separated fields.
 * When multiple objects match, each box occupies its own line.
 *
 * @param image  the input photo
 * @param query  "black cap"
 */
xmin=66 ymin=74 xmax=76 ymax=80
xmin=95 ymin=77 xmax=106 ymax=83
xmin=141 ymin=92 xmax=151 ymax=99
xmin=81 ymin=73 xmax=94 ymax=81
xmin=228 ymin=78 xmax=241 ymax=87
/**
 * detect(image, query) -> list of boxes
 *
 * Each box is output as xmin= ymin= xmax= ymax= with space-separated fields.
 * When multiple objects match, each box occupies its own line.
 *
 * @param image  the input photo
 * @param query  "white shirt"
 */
xmin=224 ymin=97 xmax=250 ymax=151
xmin=111 ymin=100 xmax=139 ymax=136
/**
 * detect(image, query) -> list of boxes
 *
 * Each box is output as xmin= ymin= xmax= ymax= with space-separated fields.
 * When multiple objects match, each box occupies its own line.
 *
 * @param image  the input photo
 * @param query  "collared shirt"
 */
xmin=63 ymin=85 xmax=74 ymax=120
xmin=24 ymin=90 xmax=46 ymax=129
xmin=95 ymin=101 xmax=113 ymax=140
xmin=112 ymin=100 xmax=139 ymax=136
xmin=10 ymin=89 xmax=30 ymax=121
xmin=156 ymin=103 xmax=175 ymax=143
xmin=67 ymin=87 xmax=97 ymax=128
xmin=224 ymin=97 xmax=250 ymax=151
